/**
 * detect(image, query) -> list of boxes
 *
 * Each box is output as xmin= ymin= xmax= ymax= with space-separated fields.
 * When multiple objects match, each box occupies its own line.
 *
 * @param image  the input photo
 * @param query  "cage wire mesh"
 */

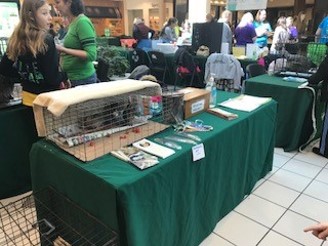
xmin=0 ymin=187 xmax=118 ymax=246
xmin=270 ymin=42 xmax=327 ymax=76
xmin=43 ymin=87 xmax=183 ymax=162
xmin=0 ymin=37 xmax=8 ymax=59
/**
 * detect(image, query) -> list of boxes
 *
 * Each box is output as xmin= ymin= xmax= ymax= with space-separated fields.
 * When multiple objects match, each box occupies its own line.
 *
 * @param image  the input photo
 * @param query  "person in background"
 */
xmin=286 ymin=16 xmax=298 ymax=41
xmin=253 ymin=9 xmax=272 ymax=48
xmin=270 ymin=17 xmax=290 ymax=54
xmin=218 ymin=10 xmax=233 ymax=52
xmin=307 ymin=54 xmax=328 ymax=158
xmin=315 ymin=14 xmax=328 ymax=44
xmin=133 ymin=17 xmax=155 ymax=42
xmin=304 ymin=222 xmax=328 ymax=240
xmin=181 ymin=13 xmax=191 ymax=37
xmin=295 ymin=10 xmax=307 ymax=37
xmin=55 ymin=0 xmax=97 ymax=86
xmin=206 ymin=13 xmax=215 ymax=23
xmin=0 ymin=0 xmax=67 ymax=107
xmin=159 ymin=17 xmax=178 ymax=43
xmin=57 ymin=16 xmax=69 ymax=40
xmin=234 ymin=12 xmax=257 ymax=46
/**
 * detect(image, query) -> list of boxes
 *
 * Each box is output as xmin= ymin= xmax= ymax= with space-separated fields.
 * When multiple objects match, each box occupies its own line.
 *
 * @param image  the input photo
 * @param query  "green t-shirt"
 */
xmin=62 ymin=15 xmax=97 ymax=81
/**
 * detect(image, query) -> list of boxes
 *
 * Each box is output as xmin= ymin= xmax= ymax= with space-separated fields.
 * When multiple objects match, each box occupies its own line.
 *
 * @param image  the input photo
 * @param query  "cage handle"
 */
xmin=34 ymin=219 xmax=55 ymax=236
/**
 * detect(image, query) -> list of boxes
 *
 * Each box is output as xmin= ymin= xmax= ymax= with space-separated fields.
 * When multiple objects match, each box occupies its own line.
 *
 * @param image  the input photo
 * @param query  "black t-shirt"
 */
xmin=0 ymin=34 xmax=67 ymax=94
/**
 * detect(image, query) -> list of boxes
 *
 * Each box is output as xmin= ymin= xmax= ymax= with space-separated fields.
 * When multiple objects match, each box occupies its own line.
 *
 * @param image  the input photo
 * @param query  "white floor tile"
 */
xmin=274 ymin=148 xmax=297 ymax=158
xmin=0 ymin=191 xmax=32 ymax=207
xmin=252 ymin=178 xmax=266 ymax=192
xmin=273 ymin=153 xmax=291 ymax=168
xmin=199 ymin=233 xmax=235 ymax=246
xmin=263 ymin=166 xmax=278 ymax=180
xmin=303 ymin=180 xmax=328 ymax=204
xmin=316 ymin=168 xmax=328 ymax=185
xmin=257 ymin=231 xmax=303 ymax=246
xmin=234 ymin=195 xmax=286 ymax=228
xmin=273 ymin=211 xmax=323 ymax=246
xmin=268 ymin=169 xmax=312 ymax=192
xmin=281 ymin=159 xmax=322 ymax=179
xmin=290 ymin=194 xmax=328 ymax=222
xmin=294 ymin=150 xmax=328 ymax=167
xmin=214 ymin=211 xmax=268 ymax=246
xmin=252 ymin=180 xmax=300 ymax=208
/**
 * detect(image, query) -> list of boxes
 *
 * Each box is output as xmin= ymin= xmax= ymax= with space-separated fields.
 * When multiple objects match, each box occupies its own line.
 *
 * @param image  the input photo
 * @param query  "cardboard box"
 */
xmin=178 ymin=87 xmax=210 ymax=119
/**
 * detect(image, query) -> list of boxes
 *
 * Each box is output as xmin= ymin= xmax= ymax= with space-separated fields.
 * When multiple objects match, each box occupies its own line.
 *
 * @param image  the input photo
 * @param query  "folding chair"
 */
xmin=129 ymin=48 xmax=150 ymax=72
xmin=147 ymin=51 xmax=168 ymax=83
xmin=96 ymin=58 xmax=110 ymax=82
xmin=246 ymin=63 xmax=267 ymax=78
xmin=174 ymin=47 xmax=201 ymax=90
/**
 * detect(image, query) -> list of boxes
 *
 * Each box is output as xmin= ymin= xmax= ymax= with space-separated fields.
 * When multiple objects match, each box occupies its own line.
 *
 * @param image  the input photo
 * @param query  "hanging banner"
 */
xmin=227 ymin=0 xmax=268 ymax=11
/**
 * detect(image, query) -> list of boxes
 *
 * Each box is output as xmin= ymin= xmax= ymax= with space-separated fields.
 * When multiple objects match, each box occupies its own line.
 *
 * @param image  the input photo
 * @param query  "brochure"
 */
xmin=111 ymin=146 xmax=159 ymax=170
xmin=207 ymin=108 xmax=238 ymax=120
xmin=133 ymin=139 xmax=175 ymax=159
xmin=219 ymin=95 xmax=271 ymax=112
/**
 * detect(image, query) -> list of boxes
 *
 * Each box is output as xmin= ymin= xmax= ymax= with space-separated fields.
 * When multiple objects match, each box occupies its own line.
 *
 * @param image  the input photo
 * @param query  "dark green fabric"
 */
xmin=245 ymin=74 xmax=324 ymax=152
xmin=30 ymin=91 xmax=276 ymax=246
xmin=0 ymin=105 xmax=39 ymax=199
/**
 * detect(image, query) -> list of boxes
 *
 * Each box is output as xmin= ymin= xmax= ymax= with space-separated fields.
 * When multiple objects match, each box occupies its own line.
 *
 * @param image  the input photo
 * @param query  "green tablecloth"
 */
xmin=30 ymin=91 xmax=276 ymax=246
xmin=0 ymin=105 xmax=39 ymax=199
xmin=245 ymin=74 xmax=324 ymax=152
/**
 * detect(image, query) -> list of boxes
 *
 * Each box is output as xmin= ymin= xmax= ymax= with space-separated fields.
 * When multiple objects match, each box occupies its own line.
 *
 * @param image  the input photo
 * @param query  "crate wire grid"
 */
xmin=271 ymin=42 xmax=326 ymax=73
xmin=0 ymin=188 xmax=118 ymax=246
xmin=43 ymin=89 xmax=182 ymax=162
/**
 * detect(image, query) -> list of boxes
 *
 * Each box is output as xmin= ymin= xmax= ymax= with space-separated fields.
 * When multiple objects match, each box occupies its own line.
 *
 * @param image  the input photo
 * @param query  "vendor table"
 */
xmin=30 ymin=91 xmax=276 ymax=246
xmin=245 ymin=74 xmax=324 ymax=152
xmin=0 ymin=104 xmax=39 ymax=199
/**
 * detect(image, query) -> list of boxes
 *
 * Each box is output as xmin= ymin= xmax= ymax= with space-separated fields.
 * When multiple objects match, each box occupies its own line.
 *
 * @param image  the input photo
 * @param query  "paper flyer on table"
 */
xmin=219 ymin=95 xmax=271 ymax=112
xmin=133 ymin=139 xmax=175 ymax=159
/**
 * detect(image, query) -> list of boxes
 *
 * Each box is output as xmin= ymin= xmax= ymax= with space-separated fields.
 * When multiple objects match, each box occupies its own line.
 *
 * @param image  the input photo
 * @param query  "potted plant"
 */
xmin=97 ymin=46 xmax=130 ymax=78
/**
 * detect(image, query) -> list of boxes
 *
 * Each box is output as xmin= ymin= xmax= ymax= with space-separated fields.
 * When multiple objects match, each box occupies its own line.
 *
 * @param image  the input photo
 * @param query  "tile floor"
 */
xmin=200 ymin=145 xmax=328 ymax=246
xmin=1 ymin=145 xmax=328 ymax=246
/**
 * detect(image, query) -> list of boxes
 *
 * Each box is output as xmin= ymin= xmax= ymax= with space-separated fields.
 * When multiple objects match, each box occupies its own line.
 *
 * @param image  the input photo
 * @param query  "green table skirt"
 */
xmin=30 ymin=91 xmax=276 ymax=246
xmin=0 ymin=105 xmax=39 ymax=199
xmin=245 ymin=74 xmax=324 ymax=152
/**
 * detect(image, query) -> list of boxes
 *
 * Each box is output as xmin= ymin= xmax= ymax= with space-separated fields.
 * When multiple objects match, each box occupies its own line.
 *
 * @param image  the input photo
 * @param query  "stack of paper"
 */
xmin=207 ymin=108 xmax=238 ymax=120
xmin=219 ymin=95 xmax=271 ymax=112
xmin=111 ymin=146 xmax=159 ymax=170
xmin=133 ymin=139 xmax=175 ymax=159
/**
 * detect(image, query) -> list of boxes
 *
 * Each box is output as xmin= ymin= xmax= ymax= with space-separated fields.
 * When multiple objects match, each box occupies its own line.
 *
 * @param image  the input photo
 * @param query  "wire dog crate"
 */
xmin=33 ymin=80 xmax=182 ymax=162
xmin=0 ymin=188 xmax=118 ymax=246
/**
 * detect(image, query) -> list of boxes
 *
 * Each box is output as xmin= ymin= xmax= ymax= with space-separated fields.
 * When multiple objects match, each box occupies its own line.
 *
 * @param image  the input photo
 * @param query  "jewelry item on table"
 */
xmin=154 ymin=138 xmax=182 ymax=150
xmin=164 ymin=136 xmax=198 ymax=145
xmin=173 ymin=119 xmax=213 ymax=132
xmin=175 ymin=132 xmax=201 ymax=142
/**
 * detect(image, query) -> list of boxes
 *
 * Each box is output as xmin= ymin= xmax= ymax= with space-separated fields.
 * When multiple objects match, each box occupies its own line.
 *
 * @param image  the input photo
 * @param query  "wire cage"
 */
xmin=33 ymin=80 xmax=183 ymax=162
xmin=0 ymin=187 xmax=118 ymax=246
xmin=269 ymin=42 xmax=327 ymax=77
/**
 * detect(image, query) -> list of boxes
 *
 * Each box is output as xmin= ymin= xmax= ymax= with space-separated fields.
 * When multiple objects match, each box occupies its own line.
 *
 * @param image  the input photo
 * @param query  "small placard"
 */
xmin=191 ymin=99 xmax=205 ymax=114
xmin=192 ymin=143 xmax=205 ymax=162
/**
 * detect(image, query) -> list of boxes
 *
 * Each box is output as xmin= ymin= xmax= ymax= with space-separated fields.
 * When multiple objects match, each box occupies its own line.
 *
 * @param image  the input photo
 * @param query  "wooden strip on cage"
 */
xmin=54 ymin=121 xmax=169 ymax=162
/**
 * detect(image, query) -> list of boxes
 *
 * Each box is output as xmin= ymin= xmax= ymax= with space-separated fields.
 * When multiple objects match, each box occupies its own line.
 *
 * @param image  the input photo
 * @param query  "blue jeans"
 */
xmin=71 ymin=73 xmax=97 ymax=87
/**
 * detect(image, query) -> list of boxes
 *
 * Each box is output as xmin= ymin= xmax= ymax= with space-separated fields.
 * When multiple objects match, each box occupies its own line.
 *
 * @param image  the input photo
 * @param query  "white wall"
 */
xmin=124 ymin=0 xmax=173 ymax=35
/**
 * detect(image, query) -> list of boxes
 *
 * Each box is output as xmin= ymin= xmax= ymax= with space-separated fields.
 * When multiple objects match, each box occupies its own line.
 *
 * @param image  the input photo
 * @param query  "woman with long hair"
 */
xmin=270 ymin=17 xmax=290 ymax=54
xmin=159 ymin=17 xmax=178 ymax=43
xmin=253 ymin=9 xmax=272 ymax=48
xmin=234 ymin=12 xmax=257 ymax=46
xmin=55 ymin=0 xmax=97 ymax=86
xmin=0 ymin=0 xmax=67 ymax=106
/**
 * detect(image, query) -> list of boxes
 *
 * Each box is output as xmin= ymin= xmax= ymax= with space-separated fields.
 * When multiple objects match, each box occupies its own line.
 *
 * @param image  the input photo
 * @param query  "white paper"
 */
xmin=219 ymin=95 xmax=271 ymax=112
xmin=191 ymin=99 xmax=205 ymax=114
xmin=192 ymin=143 xmax=205 ymax=162
xmin=133 ymin=139 xmax=175 ymax=159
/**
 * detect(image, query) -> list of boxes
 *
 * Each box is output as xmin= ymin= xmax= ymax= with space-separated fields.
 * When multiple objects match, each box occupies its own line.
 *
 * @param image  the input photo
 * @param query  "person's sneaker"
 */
xmin=312 ymin=147 xmax=327 ymax=158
